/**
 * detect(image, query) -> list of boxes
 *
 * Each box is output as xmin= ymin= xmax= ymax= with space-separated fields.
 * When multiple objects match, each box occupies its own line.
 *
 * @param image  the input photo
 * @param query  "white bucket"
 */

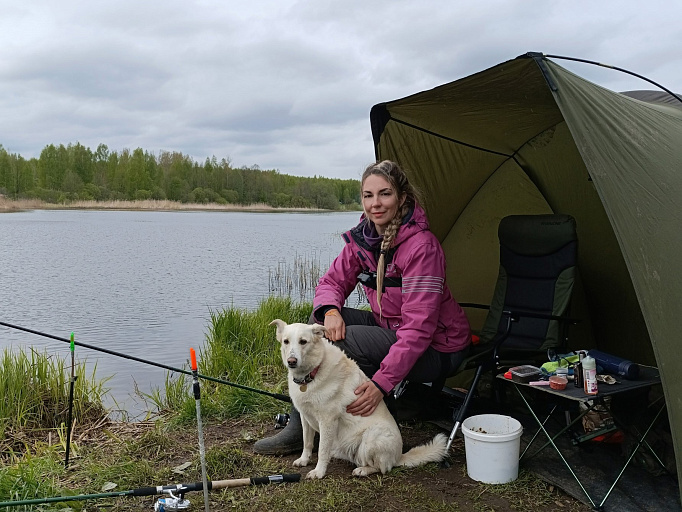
xmin=461 ymin=414 xmax=523 ymax=484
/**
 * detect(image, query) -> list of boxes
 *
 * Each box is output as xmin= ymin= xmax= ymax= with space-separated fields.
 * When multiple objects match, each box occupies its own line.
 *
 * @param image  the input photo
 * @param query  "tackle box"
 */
xmin=509 ymin=365 xmax=541 ymax=383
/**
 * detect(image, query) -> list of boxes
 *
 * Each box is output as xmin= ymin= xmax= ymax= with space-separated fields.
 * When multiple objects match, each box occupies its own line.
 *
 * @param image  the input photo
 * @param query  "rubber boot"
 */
xmin=253 ymin=407 xmax=303 ymax=455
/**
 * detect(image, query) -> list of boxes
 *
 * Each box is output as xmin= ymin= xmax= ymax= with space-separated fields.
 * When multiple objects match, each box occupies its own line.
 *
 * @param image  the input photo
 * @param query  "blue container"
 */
xmin=588 ymin=349 xmax=640 ymax=380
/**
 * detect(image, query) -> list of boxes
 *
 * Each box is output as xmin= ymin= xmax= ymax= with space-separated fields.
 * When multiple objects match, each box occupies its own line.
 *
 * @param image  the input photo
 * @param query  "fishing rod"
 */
xmin=0 ymin=474 xmax=301 ymax=509
xmin=64 ymin=332 xmax=77 ymax=468
xmin=0 ymin=320 xmax=290 ymax=403
xmin=190 ymin=347 xmax=210 ymax=512
xmin=535 ymin=52 xmax=682 ymax=105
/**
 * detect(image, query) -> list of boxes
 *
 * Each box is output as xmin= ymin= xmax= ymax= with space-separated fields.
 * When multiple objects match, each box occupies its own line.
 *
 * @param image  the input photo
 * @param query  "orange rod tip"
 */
xmin=190 ymin=347 xmax=197 ymax=370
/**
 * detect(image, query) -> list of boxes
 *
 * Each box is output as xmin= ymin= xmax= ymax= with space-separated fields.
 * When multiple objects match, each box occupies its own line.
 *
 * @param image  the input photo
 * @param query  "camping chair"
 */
xmin=469 ymin=213 xmax=578 ymax=365
xmin=437 ymin=213 xmax=579 ymax=450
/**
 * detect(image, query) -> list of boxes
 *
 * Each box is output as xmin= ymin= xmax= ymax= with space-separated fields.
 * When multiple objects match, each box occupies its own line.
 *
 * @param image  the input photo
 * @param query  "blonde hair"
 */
xmin=361 ymin=160 xmax=421 ymax=318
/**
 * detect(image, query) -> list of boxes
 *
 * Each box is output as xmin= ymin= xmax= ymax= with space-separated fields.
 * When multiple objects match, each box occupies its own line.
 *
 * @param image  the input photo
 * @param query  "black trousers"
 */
xmin=311 ymin=307 xmax=468 ymax=392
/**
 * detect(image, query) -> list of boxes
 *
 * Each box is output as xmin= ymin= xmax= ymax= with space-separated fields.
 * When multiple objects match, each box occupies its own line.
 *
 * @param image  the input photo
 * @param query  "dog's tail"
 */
xmin=398 ymin=433 xmax=448 ymax=467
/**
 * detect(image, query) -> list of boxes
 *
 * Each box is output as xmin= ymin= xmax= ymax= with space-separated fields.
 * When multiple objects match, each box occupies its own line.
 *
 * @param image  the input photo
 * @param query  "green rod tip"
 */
xmin=70 ymin=332 xmax=75 ymax=351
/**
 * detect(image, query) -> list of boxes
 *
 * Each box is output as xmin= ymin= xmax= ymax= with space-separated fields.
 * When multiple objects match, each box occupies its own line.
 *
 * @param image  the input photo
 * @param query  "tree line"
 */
xmin=0 ymin=143 xmax=361 ymax=210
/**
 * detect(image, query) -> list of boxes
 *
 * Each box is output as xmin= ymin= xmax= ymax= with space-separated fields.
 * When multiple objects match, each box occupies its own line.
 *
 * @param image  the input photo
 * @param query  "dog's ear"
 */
xmin=269 ymin=319 xmax=287 ymax=340
xmin=311 ymin=324 xmax=327 ymax=340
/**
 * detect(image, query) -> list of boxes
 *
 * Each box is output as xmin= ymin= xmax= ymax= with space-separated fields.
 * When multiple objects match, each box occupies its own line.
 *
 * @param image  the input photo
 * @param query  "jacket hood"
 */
xmin=350 ymin=202 xmax=430 ymax=251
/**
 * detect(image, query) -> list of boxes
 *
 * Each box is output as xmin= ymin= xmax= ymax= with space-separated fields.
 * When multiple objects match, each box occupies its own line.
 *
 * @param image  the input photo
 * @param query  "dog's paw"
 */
xmin=305 ymin=468 xmax=326 ymax=479
xmin=352 ymin=466 xmax=380 ymax=477
xmin=293 ymin=456 xmax=310 ymax=467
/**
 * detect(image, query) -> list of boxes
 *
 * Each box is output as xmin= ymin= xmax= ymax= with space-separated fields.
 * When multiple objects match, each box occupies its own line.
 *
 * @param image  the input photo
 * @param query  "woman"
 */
xmin=254 ymin=160 xmax=471 ymax=455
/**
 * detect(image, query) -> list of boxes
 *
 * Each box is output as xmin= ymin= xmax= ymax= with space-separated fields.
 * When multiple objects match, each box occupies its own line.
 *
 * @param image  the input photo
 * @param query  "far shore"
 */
xmin=0 ymin=197 xmax=354 ymax=214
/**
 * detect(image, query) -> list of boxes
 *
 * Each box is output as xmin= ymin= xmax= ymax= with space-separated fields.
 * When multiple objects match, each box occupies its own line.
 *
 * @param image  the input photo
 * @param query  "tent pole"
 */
xmin=536 ymin=53 xmax=682 ymax=104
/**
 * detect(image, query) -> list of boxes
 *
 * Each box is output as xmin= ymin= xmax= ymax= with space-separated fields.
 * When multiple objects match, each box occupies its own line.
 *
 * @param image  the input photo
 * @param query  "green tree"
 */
xmin=38 ymin=144 xmax=68 ymax=190
xmin=221 ymin=189 xmax=239 ymax=203
xmin=112 ymin=149 xmax=128 ymax=195
xmin=125 ymin=148 xmax=151 ymax=197
xmin=168 ymin=177 xmax=190 ymax=201
xmin=134 ymin=189 xmax=152 ymax=200
xmin=62 ymin=169 xmax=84 ymax=194
xmin=0 ymin=146 xmax=10 ymax=193
xmin=16 ymin=156 xmax=37 ymax=197
xmin=189 ymin=187 xmax=207 ymax=203
xmin=81 ymin=183 xmax=102 ymax=200
xmin=227 ymin=168 xmax=244 ymax=202
xmin=70 ymin=142 xmax=94 ymax=184
xmin=311 ymin=181 xmax=339 ymax=209
xmin=151 ymin=186 xmax=166 ymax=200
xmin=106 ymin=150 xmax=122 ymax=195
xmin=145 ymin=150 xmax=159 ymax=187
xmin=94 ymin=143 xmax=110 ymax=187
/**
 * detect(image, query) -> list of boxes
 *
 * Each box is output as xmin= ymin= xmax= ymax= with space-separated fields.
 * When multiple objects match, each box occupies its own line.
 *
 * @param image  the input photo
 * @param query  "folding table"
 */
xmin=498 ymin=366 xmax=666 ymax=511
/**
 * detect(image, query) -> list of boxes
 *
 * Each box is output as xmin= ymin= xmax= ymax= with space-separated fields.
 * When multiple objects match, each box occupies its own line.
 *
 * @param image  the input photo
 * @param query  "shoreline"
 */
xmin=0 ymin=198 xmax=356 ymax=214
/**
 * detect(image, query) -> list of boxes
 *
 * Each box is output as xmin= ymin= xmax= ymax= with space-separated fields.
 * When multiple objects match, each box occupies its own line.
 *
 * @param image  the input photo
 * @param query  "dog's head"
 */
xmin=270 ymin=319 xmax=327 ymax=374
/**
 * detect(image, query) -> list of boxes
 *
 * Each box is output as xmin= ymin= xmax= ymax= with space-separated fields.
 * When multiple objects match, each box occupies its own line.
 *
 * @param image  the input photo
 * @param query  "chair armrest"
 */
xmin=460 ymin=302 xmax=490 ymax=310
xmin=506 ymin=309 xmax=579 ymax=325
xmin=460 ymin=302 xmax=578 ymax=325
xmin=461 ymin=303 xmax=578 ymax=366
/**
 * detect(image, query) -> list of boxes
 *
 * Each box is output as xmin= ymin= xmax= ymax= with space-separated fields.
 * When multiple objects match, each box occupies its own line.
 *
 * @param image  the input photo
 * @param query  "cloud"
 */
xmin=0 ymin=0 xmax=680 ymax=178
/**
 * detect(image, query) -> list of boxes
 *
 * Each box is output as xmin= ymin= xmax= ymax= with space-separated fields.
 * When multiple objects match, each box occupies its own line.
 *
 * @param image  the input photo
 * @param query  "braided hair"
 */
xmin=361 ymin=160 xmax=422 ymax=318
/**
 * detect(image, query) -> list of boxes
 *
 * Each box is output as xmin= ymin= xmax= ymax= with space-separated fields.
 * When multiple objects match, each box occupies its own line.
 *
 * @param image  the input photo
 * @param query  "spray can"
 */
xmin=582 ymin=355 xmax=598 ymax=395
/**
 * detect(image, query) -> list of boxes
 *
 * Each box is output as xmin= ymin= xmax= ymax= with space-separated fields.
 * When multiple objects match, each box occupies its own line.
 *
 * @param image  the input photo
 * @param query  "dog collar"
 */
xmin=293 ymin=365 xmax=320 ymax=386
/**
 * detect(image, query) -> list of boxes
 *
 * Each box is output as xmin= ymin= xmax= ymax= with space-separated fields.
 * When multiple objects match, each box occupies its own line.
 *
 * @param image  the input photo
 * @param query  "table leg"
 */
xmin=514 ymin=385 xmax=598 ymax=509
xmin=598 ymin=401 xmax=667 ymax=509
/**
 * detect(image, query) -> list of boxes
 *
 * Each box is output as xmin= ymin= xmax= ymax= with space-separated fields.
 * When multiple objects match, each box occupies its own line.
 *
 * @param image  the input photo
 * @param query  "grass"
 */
xmin=0 ymin=347 xmax=108 ymax=460
xmin=0 ymin=449 xmax=64 ymax=509
xmin=0 ymin=297 xmax=590 ymax=511
xmin=142 ymin=296 xmax=312 ymax=425
xmin=2 ymin=421 xmax=581 ymax=511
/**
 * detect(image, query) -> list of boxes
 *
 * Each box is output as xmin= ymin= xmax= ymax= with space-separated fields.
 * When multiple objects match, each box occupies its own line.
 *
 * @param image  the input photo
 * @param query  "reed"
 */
xmin=64 ymin=200 xmax=279 ymax=211
xmin=0 ymin=347 xmax=108 ymax=458
xmin=0 ymin=197 xmax=46 ymax=212
xmin=268 ymin=252 xmax=368 ymax=306
xmin=268 ymin=253 xmax=323 ymax=301
xmin=0 ymin=197 xmax=328 ymax=213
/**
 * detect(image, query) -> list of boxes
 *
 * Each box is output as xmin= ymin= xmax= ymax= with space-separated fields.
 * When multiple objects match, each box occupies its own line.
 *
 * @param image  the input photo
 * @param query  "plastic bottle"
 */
xmin=574 ymin=360 xmax=583 ymax=388
xmin=574 ymin=350 xmax=585 ymax=388
xmin=582 ymin=355 xmax=598 ymax=395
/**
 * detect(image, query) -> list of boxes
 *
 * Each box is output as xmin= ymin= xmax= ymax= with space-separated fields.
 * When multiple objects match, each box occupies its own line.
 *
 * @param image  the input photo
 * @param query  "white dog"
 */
xmin=270 ymin=319 xmax=448 ymax=479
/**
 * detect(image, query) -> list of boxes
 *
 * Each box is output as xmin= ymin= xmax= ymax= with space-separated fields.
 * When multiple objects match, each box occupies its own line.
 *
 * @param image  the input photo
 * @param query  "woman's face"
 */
xmin=362 ymin=174 xmax=406 ymax=235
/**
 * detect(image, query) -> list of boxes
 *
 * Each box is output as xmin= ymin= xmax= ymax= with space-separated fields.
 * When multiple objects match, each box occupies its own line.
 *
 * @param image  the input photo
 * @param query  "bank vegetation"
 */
xmin=0 ymin=143 xmax=361 ymax=211
xmin=0 ymin=297 xmax=587 ymax=511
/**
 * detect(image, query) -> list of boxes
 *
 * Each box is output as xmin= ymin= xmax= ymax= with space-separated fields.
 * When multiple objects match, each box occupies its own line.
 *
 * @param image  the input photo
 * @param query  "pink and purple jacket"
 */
xmin=313 ymin=204 xmax=471 ymax=394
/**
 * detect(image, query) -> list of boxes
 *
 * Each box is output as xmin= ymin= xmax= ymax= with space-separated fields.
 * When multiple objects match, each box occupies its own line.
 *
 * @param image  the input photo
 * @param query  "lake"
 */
xmin=0 ymin=209 xmax=360 ymax=418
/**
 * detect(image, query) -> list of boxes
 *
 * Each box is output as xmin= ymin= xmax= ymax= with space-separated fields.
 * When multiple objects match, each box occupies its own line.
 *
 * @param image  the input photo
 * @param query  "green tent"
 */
xmin=370 ymin=53 xmax=682 ymax=492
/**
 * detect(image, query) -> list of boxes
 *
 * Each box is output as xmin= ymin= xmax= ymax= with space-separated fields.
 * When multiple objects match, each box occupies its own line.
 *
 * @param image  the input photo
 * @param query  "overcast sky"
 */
xmin=1 ymin=0 xmax=680 ymax=180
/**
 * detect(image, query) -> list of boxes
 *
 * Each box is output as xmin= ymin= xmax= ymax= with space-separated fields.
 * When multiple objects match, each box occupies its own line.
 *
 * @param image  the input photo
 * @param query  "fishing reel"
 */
xmin=274 ymin=412 xmax=290 ymax=429
xmin=154 ymin=490 xmax=191 ymax=511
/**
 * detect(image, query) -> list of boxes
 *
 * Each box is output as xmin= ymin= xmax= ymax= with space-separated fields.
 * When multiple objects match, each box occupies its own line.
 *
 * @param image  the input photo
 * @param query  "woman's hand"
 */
xmin=346 ymin=381 xmax=384 ymax=417
xmin=323 ymin=311 xmax=346 ymax=341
